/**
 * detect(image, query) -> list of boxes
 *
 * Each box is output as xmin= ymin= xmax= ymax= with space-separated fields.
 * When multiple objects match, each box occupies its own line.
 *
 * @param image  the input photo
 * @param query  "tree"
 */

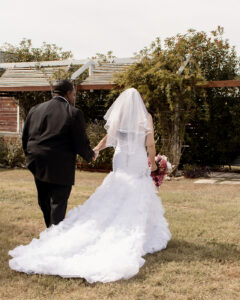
xmin=181 ymin=27 xmax=240 ymax=166
xmin=1 ymin=38 xmax=72 ymax=62
xmin=91 ymin=51 xmax=116 ymax=63
xmin=111 ymin=34 xmax=205 ymax=168
xmin=0 ymin=39 xmax=74 ymax=119
xmin=111 ymin=27 xmax=240 ymax=168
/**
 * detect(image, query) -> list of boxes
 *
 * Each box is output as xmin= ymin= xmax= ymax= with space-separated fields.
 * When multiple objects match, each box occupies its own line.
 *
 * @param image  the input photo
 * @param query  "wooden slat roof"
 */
xmin=0 ymin=59 xmax=88 ymax=69
xmin=0 ymin=66 xmax=69 ymax=89
xmin=0 ymin=57 xmax=239 ymax=91
xmin=80 ymin=63 xmax=131 ymax=87
xmin=0 ymin=58 xmax=136 ymax=91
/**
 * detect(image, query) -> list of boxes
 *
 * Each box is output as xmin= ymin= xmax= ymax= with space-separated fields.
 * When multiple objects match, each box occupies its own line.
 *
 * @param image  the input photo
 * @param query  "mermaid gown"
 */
xmin=9 ymin=132 xmax=171 ymax=283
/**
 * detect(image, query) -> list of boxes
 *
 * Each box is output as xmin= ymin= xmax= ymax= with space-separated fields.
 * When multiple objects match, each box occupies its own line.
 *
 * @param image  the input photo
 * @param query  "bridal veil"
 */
xmin=104 ymin=88 xmax=152 ymax=154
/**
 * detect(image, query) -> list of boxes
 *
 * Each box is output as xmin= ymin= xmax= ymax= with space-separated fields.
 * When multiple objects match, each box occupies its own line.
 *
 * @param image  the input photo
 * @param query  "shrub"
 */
xmin=0 ymin=122 xmax=113 ymax=170
xmin=77 ymin=120 xmax=114 ymax=170
xmin=183 ymin=164 xmax=211 ymax=178
xmin=0 ymin=136 xmax=25 ymax=168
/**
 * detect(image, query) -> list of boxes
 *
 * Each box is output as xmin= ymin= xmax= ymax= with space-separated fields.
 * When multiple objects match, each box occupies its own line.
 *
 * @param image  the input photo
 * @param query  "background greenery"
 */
xmin=0 ymin=137 xmax=25 ymax=168
xmin=1 ymin=28 xmax=240 ymax=169
xmin=111 ymin=26 xmax=240 ymax=168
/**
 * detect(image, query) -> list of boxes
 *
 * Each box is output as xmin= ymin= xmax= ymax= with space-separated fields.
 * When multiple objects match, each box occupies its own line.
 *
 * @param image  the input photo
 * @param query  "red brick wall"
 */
xmin=0 ymin=97 xmax=18 ymax=133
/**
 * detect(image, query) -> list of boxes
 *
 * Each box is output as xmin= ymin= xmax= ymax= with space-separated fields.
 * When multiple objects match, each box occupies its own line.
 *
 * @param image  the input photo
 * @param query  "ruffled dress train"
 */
xmin=9 ymin=143 xmax=171 ymax=283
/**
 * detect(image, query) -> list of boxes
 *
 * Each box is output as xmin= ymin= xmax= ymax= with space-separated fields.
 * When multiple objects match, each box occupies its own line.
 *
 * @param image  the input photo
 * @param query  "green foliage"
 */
xmin=91 ymin=51 xmax=116 ymax=63
xmin=182 ymin=94 xmax=240 ymax=166
xmin=181 ymin=26 xmax=240 ymax=166
xmin=1 ymin=38 xmax=73 ymax=62
xmin=14 ymin=91 xmax=52 ymax=120
xmin=111 ymin=26 xmax=240 ymax=167
xmin=77 ymin=121 xmax=113 ymax=170
xmin=75 ymin=90 xmax=110 ymax=123
xmin=182 ymin=164 xmax=210 ymax=178
xmin=0 ymin=38 xmax=75 ymax=119
xmin=0 ymin=136 xmax=25 ymax=168
xmin=1 ymin=34 xmax=239 ymax=168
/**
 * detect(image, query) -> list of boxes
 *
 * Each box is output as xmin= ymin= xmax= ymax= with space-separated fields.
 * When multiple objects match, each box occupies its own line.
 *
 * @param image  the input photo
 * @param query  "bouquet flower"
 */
xmin=148 ymin=154 xmax=172 ymax=188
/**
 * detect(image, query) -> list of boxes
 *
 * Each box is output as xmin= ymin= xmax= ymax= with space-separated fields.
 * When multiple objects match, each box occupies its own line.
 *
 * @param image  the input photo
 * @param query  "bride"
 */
xmin=9 ymin=88 xmax=171 ymax=283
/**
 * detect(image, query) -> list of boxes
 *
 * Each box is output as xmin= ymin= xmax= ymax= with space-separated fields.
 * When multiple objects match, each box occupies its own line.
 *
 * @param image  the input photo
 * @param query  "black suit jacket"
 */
xmin=22 ymin=96 xmax=94 ymax=185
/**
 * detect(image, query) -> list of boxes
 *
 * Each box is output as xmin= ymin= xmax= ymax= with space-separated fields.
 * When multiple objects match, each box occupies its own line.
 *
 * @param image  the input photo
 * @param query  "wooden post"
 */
xmin=172 ymin=54 xmax=191 ymax=166
xmin=89 ymin=63 xmax=95 ymax=92
xmin=173 ymin=101 xmax=180 ymax=166
xmin=89 ymin=63 xmax=94 ymax=76
xmin=17 ymin=101 xmax=20 ymax=133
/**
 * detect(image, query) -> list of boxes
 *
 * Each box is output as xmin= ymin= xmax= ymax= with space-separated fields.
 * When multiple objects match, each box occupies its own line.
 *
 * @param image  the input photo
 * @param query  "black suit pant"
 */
xmin=34 ymin=178 xmax=72 ymax=228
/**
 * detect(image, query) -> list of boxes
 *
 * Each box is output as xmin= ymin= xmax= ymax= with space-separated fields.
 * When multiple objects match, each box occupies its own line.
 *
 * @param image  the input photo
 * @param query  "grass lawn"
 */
xmin=0 ymin=169 xmax=239 ymax=300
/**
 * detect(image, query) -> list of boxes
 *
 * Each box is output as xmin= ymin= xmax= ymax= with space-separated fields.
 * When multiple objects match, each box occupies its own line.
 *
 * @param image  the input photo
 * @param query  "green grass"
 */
xmin=0 ymin=169 xmax=240 ymax=300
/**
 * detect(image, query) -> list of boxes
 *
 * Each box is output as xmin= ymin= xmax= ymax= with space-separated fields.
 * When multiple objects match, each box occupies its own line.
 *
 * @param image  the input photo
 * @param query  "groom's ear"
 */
xmin=66 ymin=89 xmax=76 ymax=105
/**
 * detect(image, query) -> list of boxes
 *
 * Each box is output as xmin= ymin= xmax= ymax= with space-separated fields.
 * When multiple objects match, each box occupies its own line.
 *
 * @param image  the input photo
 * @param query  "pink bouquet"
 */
xmin=148 ymin=154 xmax=171 ymax=188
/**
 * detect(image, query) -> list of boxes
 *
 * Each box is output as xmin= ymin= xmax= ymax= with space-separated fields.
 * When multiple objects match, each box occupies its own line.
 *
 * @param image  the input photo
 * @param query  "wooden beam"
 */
xmin=0 ymin=80 xmax=240 ymax=92
xmin=17 ymin=102 xmax=20 ymax=133
xmin=78 ymin=80 xmax=240 ymax=90
xmin=77 ymin=84 xmax=116 ymax=90
xmin=198 ymin=80 xmax=240 ymax=88
xmin=0 ymin=84 xmax=116 ymax=92
xmin=71 ymin=60 xmax=97 ymax=80
xmin=0 ymin=86 xmax=52 ymax=92
xmin=0 ymin=59 xmax=89 ymax=69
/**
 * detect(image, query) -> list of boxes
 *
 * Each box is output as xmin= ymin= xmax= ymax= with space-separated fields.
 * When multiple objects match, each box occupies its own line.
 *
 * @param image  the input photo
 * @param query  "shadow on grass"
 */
xmin=2 ymin=220 xmax=240 ymax=287
xmin=145 ymin=238 xmax=240 ymax=266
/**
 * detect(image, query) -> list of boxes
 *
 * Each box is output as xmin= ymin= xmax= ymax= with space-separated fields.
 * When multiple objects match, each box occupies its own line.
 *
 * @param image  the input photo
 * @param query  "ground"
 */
xmin=0 ymin=169 xmax=239 ymax=300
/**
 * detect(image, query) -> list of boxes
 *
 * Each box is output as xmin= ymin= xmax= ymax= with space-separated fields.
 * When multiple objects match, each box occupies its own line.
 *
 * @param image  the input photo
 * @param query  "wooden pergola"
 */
xmin=0 ymin=58 xmax=240 ymax=92
xmin=0 ymin=59 xmax=135 ymax=93
xmin=0 ymin=80 xmax=240 ymax=92
xmin=0 ymin=59 xmax=239 ymax=155
xmin=199 ymin=80 xmax=240 ymax=88
xmin=0 ymin=84 xmax=116 ymax=92
xmin=0 ymin=80 xmax=239 ymax=93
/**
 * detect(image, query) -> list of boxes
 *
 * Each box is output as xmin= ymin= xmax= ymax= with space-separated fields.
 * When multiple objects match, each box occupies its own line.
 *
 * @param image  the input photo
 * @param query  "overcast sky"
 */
xmin=1 ymin=0 xmax=239 ymax=59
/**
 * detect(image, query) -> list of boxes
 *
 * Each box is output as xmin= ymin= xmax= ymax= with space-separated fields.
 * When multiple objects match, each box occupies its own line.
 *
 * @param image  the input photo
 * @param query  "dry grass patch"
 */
xmin=0 ymin=169 xmax=240 ymax=300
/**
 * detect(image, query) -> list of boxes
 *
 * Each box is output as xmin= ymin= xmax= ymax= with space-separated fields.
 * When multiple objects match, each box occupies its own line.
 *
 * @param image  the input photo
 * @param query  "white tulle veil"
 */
xmin=103 ymin=88 xmax=152 ymax=154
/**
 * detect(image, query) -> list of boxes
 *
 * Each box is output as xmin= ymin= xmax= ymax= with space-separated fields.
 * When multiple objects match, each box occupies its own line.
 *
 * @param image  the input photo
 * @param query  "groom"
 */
xmin=22 ymin=80 xmax=95 ymax=228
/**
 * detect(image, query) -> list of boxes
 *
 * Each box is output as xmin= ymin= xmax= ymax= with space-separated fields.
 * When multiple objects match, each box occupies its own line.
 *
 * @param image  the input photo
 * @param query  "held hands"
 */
xmin=92 ymin=135 xmax=107 ymax=161
xmin=93 ymin=148 xmax=100 ymax=161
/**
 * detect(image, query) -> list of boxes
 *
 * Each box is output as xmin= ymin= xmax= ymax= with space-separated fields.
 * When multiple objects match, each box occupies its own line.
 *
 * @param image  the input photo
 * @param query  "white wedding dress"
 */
xmin=9 ymin=88 xmax=171 ymax=283
xmin=9 ymin=132 xmax=171 ymax=283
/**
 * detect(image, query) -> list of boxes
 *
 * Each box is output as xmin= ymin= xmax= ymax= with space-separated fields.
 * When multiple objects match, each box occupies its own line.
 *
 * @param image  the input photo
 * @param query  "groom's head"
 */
xmin=53 ymin=80 xmax=76 ymax=105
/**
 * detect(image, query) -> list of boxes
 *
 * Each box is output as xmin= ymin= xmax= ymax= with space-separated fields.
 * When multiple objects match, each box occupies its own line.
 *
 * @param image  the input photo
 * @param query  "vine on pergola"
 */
xmin=110 ymin=26 xmax=239 ymax=168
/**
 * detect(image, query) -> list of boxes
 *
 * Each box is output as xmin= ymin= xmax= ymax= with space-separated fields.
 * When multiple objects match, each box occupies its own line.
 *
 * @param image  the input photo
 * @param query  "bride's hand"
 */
xmin=151 ymin=163 xmax=158 ymax=172
xmin=93 ymin=148 xmax=100 ymax=161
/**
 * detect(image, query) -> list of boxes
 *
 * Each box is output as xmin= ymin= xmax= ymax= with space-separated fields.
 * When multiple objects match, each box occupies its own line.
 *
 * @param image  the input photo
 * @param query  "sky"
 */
xmin=1 ymin=0 xmax=239 ymax=59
